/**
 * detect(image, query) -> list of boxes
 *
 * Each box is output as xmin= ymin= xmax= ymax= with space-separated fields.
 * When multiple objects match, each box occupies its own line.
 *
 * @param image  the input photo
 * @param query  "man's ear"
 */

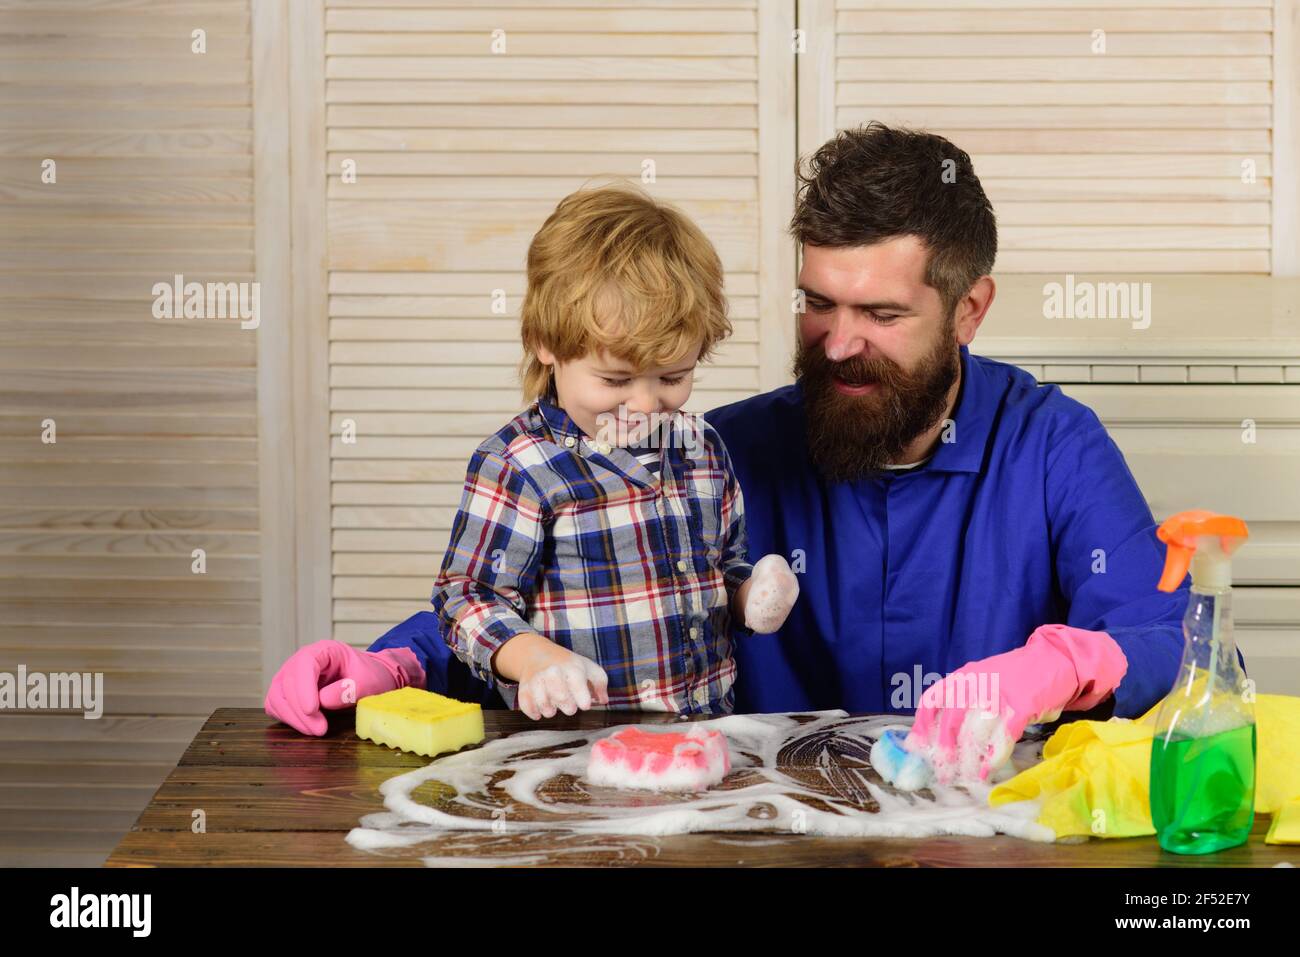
xmin=536 ymin=344 xmax=556 ymax=366
xmin=954 ymin=275 xmax=996 ymax=347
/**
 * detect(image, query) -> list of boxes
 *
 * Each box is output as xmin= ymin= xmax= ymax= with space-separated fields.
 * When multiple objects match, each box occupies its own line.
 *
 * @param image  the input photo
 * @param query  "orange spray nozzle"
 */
xmin=1156 ymin=509 xmax=1249 ymax=592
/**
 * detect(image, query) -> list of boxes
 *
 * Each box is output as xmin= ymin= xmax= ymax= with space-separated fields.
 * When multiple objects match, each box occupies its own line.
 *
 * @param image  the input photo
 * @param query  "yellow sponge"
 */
xmin=355 ymin=687 xmax=485 ymax=758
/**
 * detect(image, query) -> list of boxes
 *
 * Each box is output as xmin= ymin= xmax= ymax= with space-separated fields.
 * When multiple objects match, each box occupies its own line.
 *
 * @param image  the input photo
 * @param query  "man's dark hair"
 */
xmin=790 ymin=122 xmax=997 ymax=317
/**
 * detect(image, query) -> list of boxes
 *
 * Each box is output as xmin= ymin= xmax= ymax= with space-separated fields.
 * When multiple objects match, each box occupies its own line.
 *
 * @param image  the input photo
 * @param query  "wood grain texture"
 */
xmin=103 ymin=708 xmax=1300 ymax=867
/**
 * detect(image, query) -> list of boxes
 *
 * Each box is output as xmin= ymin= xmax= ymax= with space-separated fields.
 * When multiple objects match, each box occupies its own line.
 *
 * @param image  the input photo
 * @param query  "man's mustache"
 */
xmin=807 ymin=351 xmax=897 ymax=388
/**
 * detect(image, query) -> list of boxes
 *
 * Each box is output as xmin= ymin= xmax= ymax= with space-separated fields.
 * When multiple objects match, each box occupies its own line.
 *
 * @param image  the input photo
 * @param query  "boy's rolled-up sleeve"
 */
xmin=431 ymin=447 xmax=548 ymax=690
xmin=710 ymin=427 xmax=755 ymax=638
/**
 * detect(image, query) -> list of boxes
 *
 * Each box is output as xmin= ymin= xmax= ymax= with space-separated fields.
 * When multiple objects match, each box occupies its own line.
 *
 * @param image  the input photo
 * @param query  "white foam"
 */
xmin=744 ymin=554 xmax=800 ymax=633
xmin=345 ymin=712 xmax=1055 ymax=863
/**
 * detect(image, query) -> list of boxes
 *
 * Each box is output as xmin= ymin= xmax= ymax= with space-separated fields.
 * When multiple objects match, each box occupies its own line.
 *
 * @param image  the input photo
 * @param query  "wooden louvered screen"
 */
xmin=319 ymin=0 xmax=795 ymax=646
xmin=0 ymin=0 xmax=259 ymax=865
xmin=805 ymin=0 xmax=1276 ymax=272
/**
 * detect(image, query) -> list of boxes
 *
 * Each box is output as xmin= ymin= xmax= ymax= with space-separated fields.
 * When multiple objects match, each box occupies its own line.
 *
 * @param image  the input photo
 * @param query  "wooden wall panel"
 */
xmin=321 ymin=0 xmax=796 ymax=647
xmin=0 ymin=0 xmax=259 ymax=866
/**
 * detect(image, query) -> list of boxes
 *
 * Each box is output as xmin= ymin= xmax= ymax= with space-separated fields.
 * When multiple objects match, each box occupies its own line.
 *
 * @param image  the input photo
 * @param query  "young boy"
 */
xmin=264 ymin=184 xmax=797 ymax=734
xmin=432 ymin=183 xmax=799 ymax=719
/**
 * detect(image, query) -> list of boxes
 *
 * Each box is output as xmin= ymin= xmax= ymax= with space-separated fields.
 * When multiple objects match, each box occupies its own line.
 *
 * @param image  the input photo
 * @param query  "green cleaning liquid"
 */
xmin=1152 ymin=511 xmax=1254 ymax=854
xmin=1149 ymin=722 xmax=1255 ymax=854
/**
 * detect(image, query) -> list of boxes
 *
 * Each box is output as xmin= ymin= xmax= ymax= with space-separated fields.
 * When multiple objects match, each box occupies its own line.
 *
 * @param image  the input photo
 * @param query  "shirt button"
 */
xmin=676 ymin=559 xmax=687 ymax=572
xmin=564 ymin=436 xmax=575 ymax=448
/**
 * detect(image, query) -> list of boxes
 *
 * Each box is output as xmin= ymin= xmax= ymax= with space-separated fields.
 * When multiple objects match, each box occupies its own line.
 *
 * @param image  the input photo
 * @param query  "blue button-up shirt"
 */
xmin=702 ymin=344 xmax=1220 ymax=720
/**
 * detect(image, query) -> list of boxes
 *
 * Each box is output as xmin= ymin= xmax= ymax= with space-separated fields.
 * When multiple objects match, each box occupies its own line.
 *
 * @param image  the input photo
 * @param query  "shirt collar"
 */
xmin=925 ymin=344 xmax=996 ymax=474
xmin=531 ymin=394 xmax=697 ymax=482
xmin=533 ymin=392 xmax=585 ymax=443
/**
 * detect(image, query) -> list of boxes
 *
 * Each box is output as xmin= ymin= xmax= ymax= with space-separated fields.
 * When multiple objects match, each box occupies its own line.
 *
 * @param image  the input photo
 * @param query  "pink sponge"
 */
xmin=586 ymin=726 xmax=731 ymax=792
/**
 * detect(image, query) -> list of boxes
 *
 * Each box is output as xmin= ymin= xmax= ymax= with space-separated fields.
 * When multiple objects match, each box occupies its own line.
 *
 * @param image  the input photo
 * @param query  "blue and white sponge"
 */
xmin=870 ymin=728 xmax=935 ymax=791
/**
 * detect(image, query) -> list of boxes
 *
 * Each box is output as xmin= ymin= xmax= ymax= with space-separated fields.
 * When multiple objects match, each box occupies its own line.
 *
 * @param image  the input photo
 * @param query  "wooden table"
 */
xmin=106 ymin=708 xmax=1300 ymax=867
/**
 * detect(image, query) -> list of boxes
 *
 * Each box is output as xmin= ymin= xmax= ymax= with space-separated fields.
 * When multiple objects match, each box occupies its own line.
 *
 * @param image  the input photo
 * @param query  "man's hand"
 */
xmin=904 ymin=624 xmax=1128 ymax=785
xmin=492 ymin=632 xmax=610 ymax=720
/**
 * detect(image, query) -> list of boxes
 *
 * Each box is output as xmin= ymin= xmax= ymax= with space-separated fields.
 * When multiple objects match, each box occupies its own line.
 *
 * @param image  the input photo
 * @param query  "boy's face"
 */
xmin=537 ymin=340 xmax=703 ymax=446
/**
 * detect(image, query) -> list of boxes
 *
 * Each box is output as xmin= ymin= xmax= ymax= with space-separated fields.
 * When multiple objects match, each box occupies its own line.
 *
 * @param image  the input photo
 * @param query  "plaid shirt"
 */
xmin=431 ymin=395 xmax=755 ymax=714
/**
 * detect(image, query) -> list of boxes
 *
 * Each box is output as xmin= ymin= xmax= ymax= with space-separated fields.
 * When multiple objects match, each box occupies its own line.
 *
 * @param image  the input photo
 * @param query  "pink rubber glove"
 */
xmin=905 ymin=624 xmax=1128 ymax=785
xmin=264 ymin=639 xmax=426 ymax=737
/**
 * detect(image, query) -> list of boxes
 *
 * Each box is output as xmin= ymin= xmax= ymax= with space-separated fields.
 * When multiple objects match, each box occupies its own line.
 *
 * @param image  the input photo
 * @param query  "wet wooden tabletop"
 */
xmin=106 ymin=708 xmax=1300 ymax=867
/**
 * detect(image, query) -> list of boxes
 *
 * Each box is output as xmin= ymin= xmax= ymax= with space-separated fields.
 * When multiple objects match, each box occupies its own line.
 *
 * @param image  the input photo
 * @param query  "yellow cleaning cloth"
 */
xmin=989 ymin=693 xmax=1300 ymax=843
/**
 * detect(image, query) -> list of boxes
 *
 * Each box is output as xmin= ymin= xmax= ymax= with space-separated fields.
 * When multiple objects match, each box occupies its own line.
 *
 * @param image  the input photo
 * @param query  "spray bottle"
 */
xmin=1151 ymin=509 xmax=1254 ymax=854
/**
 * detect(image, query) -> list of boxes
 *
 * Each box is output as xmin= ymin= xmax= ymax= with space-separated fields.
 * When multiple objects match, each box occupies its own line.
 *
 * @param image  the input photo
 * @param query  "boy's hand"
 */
xmin=264 ymin=639 xmax=426 ymax=736
xmin=739 ymin=553 xmax=800 ymax=633
xmin=494 ymin=633 xmax=609 ymax=720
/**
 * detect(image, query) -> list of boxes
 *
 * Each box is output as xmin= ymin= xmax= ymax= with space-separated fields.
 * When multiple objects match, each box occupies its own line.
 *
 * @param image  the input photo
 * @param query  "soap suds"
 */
xmin=346 ymin=711 xmax=1053 ymax=863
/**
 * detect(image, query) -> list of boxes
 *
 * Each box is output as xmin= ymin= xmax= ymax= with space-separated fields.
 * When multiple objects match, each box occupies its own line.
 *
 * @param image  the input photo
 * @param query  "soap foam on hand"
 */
xmin=586 ymin=725 xmax=730 ymax=792
xmin=871 ymin=715 xmax=1024 ymax=792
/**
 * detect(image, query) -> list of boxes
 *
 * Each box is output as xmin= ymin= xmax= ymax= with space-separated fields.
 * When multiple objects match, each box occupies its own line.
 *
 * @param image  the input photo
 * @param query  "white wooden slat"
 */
xmin=837 ymin=32 xmax=1272 ymax=56
xmin=838 ymin=0 xmax=1269 ymax=7
xmin=327 ymin=79 xmax=757 ymax=105
xmin=325 ymin=55 xmax=756 ymax=81
xmin=982 ymin=180 xmax=1268 ymax=203
xmin=325 ymin=0 xmax=758 ymax=7
xmin=0 ymin=105 xmax=250 ymax=130
xmin=993 ymin=202 xmax=1269 ymax=226
xmin=326 ymin=31 xmax=758 ymax=56
xmin=327 ymin=127 xmax=759 ymax=152
xmin=0 ymin=131 xmax=251 ymax=156
xmin=329 ymin=103 xmax=758 ymax=128
xmin=838 ymin=82 xmax=1271 ymax=106
xmin=0 ymin=11 xmax=249 ymax=36
xmin=327 ymin=176 xmax=757 ymax=201
xmin=837 ymin=10 xmax=1272 ymax=32
xmin=324 ymin=151 xmax=757 ymax=176
xmin=841 ymin=104 xmax=1271 ymax=129
xmin=998 ymin=226 xmax=1269 ymax=251
xmin=325 ymin=8 xmax=757 ymax=32
xmin=838 ymin=57 xmax=1272 ymax=82
xmin=0 ymin=57 xmax=250 ymax=84
xmin=0 ymin=33 xmax=249 ymax=58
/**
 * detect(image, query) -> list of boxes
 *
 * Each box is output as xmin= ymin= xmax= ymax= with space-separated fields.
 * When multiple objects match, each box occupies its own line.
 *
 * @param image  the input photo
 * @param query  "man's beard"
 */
xmin=793 ymin=320 xmax=960 ymax=483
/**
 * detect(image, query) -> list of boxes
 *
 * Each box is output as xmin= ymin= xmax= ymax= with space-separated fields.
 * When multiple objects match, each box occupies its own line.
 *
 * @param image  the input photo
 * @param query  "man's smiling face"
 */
xmin=794 ymin=237 xmax=967 ymax=482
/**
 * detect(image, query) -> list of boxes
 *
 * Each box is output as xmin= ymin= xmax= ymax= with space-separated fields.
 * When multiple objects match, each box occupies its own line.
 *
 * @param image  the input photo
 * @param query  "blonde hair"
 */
xmin=519 ymin=181 xmax=731 ymax=402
